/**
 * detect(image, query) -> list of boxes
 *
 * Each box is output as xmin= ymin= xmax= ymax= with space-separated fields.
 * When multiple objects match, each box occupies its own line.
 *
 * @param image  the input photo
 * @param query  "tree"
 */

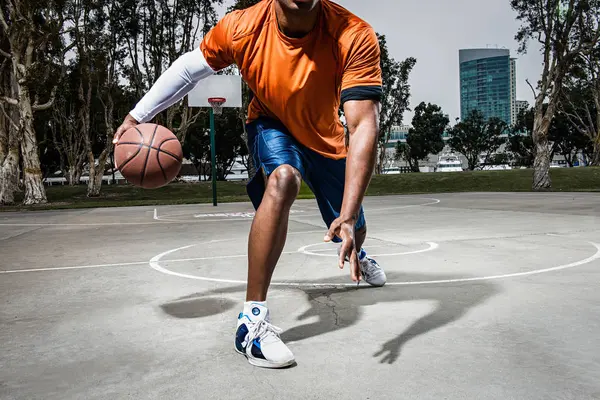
xmin=65 ymin=0 xmax=129 ymax=197
xmin=183 ymin=108 xmax=247 ymax=181
xmin=509 ymin=109 xmax=536 ymax=167
xmin=49 ymin=74 xmax=88 ymax=185
xmin=376 ymin=34 xmax=416 ymax=174
xmin=561 ymin=45 xmax=600 ymax=165
xmin=227 ymin=0 xmax=261 ymax=12
xmin=508 ymin=134 xmax=536 ymax=168
xmin=449 ymin=110 xmax=507 ymax=171
xmin=85 ymin=0 xmax=128 ymax=196
xmin=510 ymin=105 xmax=591 ymax=168
xmin=119 ymin=0 xmax=219 ymax=144
xmin=548 ymin=107 xmax=591 ymax=166
xmin=0 ymin=48 xmax=20 ymax=204
xmin=395 ymin=102 xmax=448 ymax=172
xmin=511 ymin=0 xmax=600 ymax=189
xmin=0 ymin=0 xmax=72 ymax=204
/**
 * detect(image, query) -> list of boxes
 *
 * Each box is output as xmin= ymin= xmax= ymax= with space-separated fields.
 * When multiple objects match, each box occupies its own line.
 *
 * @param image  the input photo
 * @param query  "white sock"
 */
xmin=243 ymin=301 xmax=269 ymax=321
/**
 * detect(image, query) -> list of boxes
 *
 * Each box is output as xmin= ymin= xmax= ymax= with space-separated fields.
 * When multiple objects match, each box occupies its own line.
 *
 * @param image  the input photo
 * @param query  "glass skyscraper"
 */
xmin=459 ymin=48 xmax=516 ymax=125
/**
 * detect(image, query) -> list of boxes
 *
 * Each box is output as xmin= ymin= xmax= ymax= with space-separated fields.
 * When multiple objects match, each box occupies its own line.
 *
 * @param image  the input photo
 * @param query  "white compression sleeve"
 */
xmin=129 ymin=47 xmax=215 ymax=123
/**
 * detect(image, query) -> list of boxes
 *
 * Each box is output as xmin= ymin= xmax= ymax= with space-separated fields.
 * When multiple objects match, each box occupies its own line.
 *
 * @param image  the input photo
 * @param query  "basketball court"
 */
xmin=1 ymin=192 xmax=600 ymax=399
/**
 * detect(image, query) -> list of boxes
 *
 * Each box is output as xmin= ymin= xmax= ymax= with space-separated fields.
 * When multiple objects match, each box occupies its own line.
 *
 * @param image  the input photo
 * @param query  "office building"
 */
xmin=510 ymin=58 xmax=517 ymax=125
xmin=459 ymin=48 xmax=516 ymax=125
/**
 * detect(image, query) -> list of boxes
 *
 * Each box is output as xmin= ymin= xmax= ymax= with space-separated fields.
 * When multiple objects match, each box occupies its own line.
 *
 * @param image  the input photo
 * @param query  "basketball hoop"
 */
xmin=208 ymin=97 xmax=227 ymax=115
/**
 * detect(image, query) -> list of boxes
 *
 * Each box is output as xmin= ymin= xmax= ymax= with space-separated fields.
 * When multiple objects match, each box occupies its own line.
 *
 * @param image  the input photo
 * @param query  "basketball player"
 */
xmin=114 ymin=0 xmax=386 ymax=368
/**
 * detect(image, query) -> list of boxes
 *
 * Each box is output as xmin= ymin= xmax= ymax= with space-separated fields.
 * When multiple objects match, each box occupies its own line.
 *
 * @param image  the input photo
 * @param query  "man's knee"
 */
xmin=265 ymin=165 xmax=302 ymax=205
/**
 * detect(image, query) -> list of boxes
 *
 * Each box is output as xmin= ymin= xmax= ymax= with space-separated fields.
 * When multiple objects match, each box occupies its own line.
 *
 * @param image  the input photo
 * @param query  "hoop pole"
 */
xmin=210 ymin=108 xmax=218 ymax=207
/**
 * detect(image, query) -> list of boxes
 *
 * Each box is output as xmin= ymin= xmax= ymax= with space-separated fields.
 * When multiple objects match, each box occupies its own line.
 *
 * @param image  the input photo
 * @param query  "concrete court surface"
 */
xmin=1 ymin=192 xmax=600 ymax=400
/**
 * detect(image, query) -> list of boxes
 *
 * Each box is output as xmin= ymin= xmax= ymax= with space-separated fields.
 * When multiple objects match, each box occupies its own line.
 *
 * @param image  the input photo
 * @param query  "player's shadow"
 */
xmin=161 ymin=272 xmax=499 ymax=365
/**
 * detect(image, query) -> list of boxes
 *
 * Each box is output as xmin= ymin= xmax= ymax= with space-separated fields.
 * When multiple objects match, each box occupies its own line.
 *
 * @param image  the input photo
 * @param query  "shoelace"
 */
xmin=245 ymin=319 xmax=283 ymax=347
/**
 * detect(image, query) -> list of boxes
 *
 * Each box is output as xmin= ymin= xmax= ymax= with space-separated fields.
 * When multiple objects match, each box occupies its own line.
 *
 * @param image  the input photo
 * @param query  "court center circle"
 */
xmin=147 ymin=239 xmax=600 ymax=287
xmin=297 ymin=241 xmax=439 ymax=257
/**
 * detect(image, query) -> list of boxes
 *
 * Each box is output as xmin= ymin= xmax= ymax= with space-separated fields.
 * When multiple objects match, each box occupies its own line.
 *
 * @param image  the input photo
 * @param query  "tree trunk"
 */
xmin=86 ymin=158 xmax=100 ymax=196
xmin=467 ymin=155 xmax=478 ymax=171
xmin=66 ymin=166 xmax=80 ymax=185
xmin=87 ymin=147 xmax=111 ymax=197
xmin=531 ymin=94 xmax=555 ymax=190
xmin=21 ymin=139 xmax=48 ymax=204
xmin=532 ymin=136 xmax=552 ymax=189
xmin=590 ymin=139 xmax=600 ymax=166
xmin=376 ymin=143 xmax=386 ymax=174
xmin=0 ymin=148 xmax=19 ymax=205
xmin=407 ymin=157 xmax=419 ymax=172
xmin=592 ymin=106 xmax=600 ymax=165
xmin=0 ymin=102 xmax=20 ymax=204
xmin=563 ymin=150 xmax=574 ymax=168
xmin=20 ymin=96 xmax=48 ymax=204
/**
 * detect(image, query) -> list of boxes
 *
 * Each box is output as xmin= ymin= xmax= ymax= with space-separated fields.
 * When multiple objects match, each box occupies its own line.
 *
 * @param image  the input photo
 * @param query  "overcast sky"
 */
xmin=220 ymin=0 xmax=544 ymax=125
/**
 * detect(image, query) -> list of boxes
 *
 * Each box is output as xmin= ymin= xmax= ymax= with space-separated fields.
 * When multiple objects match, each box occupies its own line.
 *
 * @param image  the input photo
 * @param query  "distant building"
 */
xmin=459 ymin=48 xmax=515 ymax=126
xmin=510 ymin=58 xmax=518 ymax=125
xmin=387 ymin=125 xmax=410 ymax=144
xmin=385 ymin=125 xmax=451 ymax=149
xmin=515 ymin=100 xmax=530 ymax=118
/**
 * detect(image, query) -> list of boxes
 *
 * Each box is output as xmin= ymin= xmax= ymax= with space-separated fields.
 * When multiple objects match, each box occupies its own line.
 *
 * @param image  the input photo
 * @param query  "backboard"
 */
xmin=187 ymin=75 xmax=242 ymax=108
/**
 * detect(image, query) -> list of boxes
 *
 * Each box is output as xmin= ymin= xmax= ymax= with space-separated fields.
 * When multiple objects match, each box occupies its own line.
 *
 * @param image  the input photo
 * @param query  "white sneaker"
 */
xmin=359 ymin=255 xmax=387 ymax=287
xmin=338 ymin=247 xmax=387 ymax=287
xmin=234 ymin=303 xmax=295 ymax=368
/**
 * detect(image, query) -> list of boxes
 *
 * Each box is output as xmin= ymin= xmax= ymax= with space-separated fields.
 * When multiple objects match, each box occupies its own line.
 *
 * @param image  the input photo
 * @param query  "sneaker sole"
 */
xmin=235 ymin=346 xmax=295 ymax=368
xmin=247 ymin=356 xmax=295 ymax=369
xmin=363 ymin=272 xmax=387 ymax=287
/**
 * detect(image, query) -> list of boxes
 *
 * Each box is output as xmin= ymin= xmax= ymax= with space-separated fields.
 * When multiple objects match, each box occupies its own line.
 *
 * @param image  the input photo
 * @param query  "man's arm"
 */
xmin=113 ymin=11 xmax=238 ymax=143
xmin=133 ymin=49 xmax=215 ymax=122
xmin=324 ymin=99 xmax=379 ymax=283
xmin=113 ymin=48 xmax=216 ymax=144
xmin=340 ymin=99 xmax=380 ymax=221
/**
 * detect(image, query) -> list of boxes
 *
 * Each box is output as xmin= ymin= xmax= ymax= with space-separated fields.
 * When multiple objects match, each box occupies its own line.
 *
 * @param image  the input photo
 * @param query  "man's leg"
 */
xmin=246 ymin=164 xmax=302 ymax=301
xmin=235 ymin=119 xmax=303 ymax=369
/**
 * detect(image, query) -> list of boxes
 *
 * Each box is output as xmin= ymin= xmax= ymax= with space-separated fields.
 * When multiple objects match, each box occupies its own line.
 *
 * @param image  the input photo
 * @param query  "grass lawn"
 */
xmin=2 ymin=167 xmax=599 ymax=211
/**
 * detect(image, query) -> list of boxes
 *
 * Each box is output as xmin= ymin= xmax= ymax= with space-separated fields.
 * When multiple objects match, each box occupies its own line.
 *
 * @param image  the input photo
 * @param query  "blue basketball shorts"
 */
xmin=245 ymin=117 xmax=366 ymax=240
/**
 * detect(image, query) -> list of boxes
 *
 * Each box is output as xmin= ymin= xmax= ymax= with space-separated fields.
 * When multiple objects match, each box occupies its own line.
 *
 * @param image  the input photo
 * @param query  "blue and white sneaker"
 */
xmin=360 ymin=254 xmax=387 ymax=287
xmin=338 ymin=247 xmax=387 ymax=287
xmin=235 ymin=303 xmax=295 ymax=368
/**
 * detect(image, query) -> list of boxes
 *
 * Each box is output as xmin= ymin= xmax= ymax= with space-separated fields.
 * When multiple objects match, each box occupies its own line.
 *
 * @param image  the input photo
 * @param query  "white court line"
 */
xmin=281 ymin=198 xmax=442 ymax=218
xmin=0 ymin=261 xmax=148 ymax=274
xmin=0 ymin=221 xmax=179 ymax=227
xmin=297 ymin=242 xmax=439 ymax=257
xmin=0 ymin=254 xmax=256 ymax=274
xmin=0 ymin=198 xmax=440 ymax=227
xmin=148 ymin=242 xmax=600 ymax=287
xmin=153 ymin=198 xmax=442 ymax=222
xmin=0 ymin=237 xmax=296 ymax=274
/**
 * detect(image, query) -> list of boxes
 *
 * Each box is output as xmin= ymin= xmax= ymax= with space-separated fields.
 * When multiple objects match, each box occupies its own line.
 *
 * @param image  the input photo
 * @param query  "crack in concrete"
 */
xmin=309 ymin=292 xmax=340 ymax=327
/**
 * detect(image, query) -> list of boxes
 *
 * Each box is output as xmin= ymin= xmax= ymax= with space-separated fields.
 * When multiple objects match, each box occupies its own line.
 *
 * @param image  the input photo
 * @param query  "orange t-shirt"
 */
xmin=200 ymin=0 xmax=382 ymax=160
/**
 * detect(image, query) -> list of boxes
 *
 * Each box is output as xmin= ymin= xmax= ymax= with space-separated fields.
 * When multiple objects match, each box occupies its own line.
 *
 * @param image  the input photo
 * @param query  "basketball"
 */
xmin=114 ymin=123 xmax=183 ymax=189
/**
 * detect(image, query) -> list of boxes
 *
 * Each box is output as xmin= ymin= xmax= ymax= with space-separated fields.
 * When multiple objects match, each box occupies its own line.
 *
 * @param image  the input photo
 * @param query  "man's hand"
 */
xmin=324 ymin=215 xmax=361 ymax=283
xmin=113 ymin=114 xmax=139 ymax=145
